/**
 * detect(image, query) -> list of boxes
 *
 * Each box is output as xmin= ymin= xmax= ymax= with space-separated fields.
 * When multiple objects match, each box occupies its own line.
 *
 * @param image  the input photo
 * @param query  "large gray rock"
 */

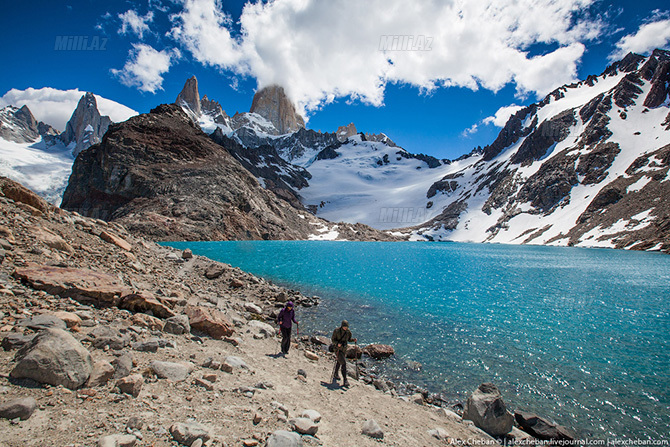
xmin=0 ymin=397 xmax=37 ymax=420
xmin=115 ymin=374 xmax=143 ymax=398
xmin=223 ymin=356 xmax=249 ymax=370
xmin=88 ymin=360 xmax=115 ymax=387
xmin=361 ymin=419 xmax=384 ymax=439
xmin=17 ymin=314 xmax=67 ymax=331
xmin=515 ymin=410 xmax=576 ymax=441
xmin=463 ymin=383 xmax=514 ymax=437
xmin=247 ymin=320 xmax=275 ymax=338
xmin=150 ymin=361 xmax=193 ymax=382
xmin=163 ymin=314 xmax=190 ymax=335
xmin=169 ymin=420 xmax=210 ymax=446
xmin=11 ymin=328 xmax=93 ymax=389
xmin=267 ymin=430 xmax=303 ymax=447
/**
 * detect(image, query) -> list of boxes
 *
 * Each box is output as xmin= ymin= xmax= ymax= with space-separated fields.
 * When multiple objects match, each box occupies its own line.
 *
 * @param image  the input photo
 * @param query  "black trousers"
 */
xmin=280 ymin=326 xmax=291 ymax=353
xmin=334 ymin=350 xmax=347 ymax=381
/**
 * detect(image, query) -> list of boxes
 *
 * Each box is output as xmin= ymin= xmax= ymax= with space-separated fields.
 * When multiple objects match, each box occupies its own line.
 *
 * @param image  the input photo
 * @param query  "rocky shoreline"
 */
xmin=1 ymin=177 xmax=575 ymax=446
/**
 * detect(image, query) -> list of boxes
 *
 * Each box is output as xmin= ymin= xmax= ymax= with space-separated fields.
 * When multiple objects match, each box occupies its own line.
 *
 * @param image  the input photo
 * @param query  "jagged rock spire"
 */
xmin=60 ymin=92 xmax=111 ymax=156
xmin=175 ymin=76 xmax=201 ymax=117
xmin=249 ymin=85 xmax=305 ymax=134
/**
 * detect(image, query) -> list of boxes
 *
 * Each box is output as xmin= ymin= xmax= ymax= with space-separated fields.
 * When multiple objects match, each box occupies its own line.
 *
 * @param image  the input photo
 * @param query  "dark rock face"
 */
xmin=515 ymin=410 xmax=576 ymax=441
xmin=576 ymin=142 xmax=621 ymax=185
xmin=482 ymin=105 xmax=537 ymax=161
xmin=315 ymin=145 xmax=341 ymax=161
xmin=249 ymin=85 xmax=305 ymax=134
xmin=396 ymin=150 xmax=442 ymax=168
xmin=644 ymin=60 xmax=670 ymax=108
xmin=61 ymin=104 xmax=394 ymax=242
xmin=211 ymin=129 xmax=310 ymax=209
xmin=427 ymin=173 xmax=463 ymax=198
xmin=511 ymin=109 xmax=576 ymax=166
xmin=60 ymin=92 xmax=112 ymax=156
xmin=518 ymin=150 xmax=579 ymax=212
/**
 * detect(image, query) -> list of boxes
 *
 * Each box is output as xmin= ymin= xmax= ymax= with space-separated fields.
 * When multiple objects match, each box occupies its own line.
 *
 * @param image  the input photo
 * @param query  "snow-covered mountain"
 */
xmin=0 ymin=90 xmax=137 ymax=204
xmin=410 ymin=49 xmax=670 ymax=251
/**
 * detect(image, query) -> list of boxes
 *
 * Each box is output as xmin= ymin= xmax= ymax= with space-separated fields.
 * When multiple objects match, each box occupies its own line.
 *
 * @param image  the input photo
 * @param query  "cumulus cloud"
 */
xmin=461 ymin=124 xmax=479 ymax=137
xmin=0 ymin=87 xmax=138 ymax=130
xmin=119 ymin=10 xmax=154 ymax=39
xmin=610 ymin=18 xmax=670 ymax=60
xmin=111 ymin=44 xmax=180 ymax=93
xmin=483 ymin=104 xmax=525 ymax=127
xmin=168 ymin=0 xmax=602 ymax=115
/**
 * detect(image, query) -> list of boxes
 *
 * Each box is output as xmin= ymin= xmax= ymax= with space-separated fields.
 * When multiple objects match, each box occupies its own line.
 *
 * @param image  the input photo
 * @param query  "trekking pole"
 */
xmin=354 ymin=340 xmax=360 ymax=381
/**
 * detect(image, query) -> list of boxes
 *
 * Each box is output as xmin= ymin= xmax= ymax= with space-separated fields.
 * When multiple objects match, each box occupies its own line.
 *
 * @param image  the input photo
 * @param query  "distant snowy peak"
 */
xmin=61 ymin=92 xmax=112 ymax=157
xmin=175 ymin=75 xmax=201 ymax=117
xmin=0 ymin=105 xmax=58 ymax=144
xmin=415 ymin=49 xmax=670 ymax=253
xmin=175 ymin=76 xmax=233 ymax=134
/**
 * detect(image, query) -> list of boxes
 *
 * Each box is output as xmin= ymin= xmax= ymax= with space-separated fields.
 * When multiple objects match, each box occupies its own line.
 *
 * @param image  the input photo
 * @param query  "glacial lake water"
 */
xmin=164 ymin=241 xmax=670 ymax=439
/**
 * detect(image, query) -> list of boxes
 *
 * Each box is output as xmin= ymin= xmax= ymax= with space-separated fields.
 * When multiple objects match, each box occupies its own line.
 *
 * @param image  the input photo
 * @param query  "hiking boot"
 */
xmin=343 ymin=381 xmax=350 ymax=387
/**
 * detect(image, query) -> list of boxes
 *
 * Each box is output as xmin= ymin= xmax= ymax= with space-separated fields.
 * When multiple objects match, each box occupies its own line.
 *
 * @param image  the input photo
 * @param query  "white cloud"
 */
xmin=483 ymin=104 xmax=525 ymax=127
xmin=461 ymin=124 xmax=479 ymax=137
xmin=0 ymin=87 xmax=138 ymax=131
xmin=111 ymin=44 xmax=180 ymax=93
xmin=119 ymin=10 xmax=154 ymax=39
xmin=610 ymin=18 xmax=670 ymax=60
xmin=169 ymin=0 xmax=603 ymax=116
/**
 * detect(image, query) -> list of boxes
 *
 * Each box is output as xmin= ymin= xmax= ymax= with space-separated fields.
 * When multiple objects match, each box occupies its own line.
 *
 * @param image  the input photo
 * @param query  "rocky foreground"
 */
xmin=0 ymin=177 xmax=572 ymax=446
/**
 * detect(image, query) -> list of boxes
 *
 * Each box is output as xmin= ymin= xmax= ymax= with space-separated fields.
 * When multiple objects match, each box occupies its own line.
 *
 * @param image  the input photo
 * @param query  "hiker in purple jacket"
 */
xmin=276 ymin=301 xmax=298 ymax=355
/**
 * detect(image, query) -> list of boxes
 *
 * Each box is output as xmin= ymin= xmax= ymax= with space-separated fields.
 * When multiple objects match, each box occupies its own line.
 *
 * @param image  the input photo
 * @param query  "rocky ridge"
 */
xmin=0 ymin=106 xmax=58 ymax=144
xmin=0 ymin=176 xmax=556 ymax=446
xmin=410 ymin=49 xmax=670 ymax=252
xmin=60 ymin=104 xmax=397 ymax=242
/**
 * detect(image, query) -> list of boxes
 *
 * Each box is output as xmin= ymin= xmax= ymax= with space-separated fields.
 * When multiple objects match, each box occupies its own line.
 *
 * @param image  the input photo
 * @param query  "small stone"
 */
xmin=116 ymin=374 xmax=143 ymax=398
xmin=230 ymin=278 xmax=244 ymax=288
xmin=271 ymin=401 xmax=289 ymax=416
xmin=290 ymin=417 xmax=318 ymax=435
xmin=253 ymin=412 xmax=262 ymax=425
xmin=113 ymin=353 xmax=134 ymax=378
xmin=267 ymin=430 xmax=302 ymax=447
xmin=17 ymin=314 xmax=67 ymax=331
xmin=126 ymin=417 xmax=145 ymax=431
xmin=297 ymin=369 xmax=307 ymax=378
xmin=202 ymin=374 xmax=217 ymax=383
xmin=88 ymin=360 xmax=115 ymax=387
xmin=132 ymin=339 xmax=159 ymax=353
xmin=191 ymin=439 xmax=203 ymax=447
xmin=428 ymin=427 xmax=450 ymax=441
xmin=194 ymin=378 xmax=214 ymax=391
xmin=182 ymin=249 xmax=193 ymax=259
xmin=163 ymin=314 xmax=190 ymax=335
xmin=150 ymin=361 xmax=193 ymax=382
xmin=0 ymin=397 xmax=37 ymax=420
xmin=301 ymin=410 xmax=321 ymax=423
xmin=97 ymin=434 xmax=136 ymax=447
xmin=361 ymin=419 xmax=384 ymax=439
xmin=130 ymin=314 xmax=164 ymax=331
xmin=244 ymin=302 xmax=262 ymax=314
xmin=412 ymin=393 xmax=424 ymax=405
xmin=304 ymin=350 xmax=318 ymax=361
xmin=243 ymin=440 xmax=259 ymax=447
xmin=223 ymin=356 xmax=248 ymax=370
xmin=51 ymin=311 xmax=82 ymax=329
xmin=169 ymin=421 xmax=210 ymax=446
xmin=204 ymin=264 xmax=225 ymax=280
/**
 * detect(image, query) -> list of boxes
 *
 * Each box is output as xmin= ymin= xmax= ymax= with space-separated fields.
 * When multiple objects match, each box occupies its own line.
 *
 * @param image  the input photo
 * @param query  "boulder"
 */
xmin=514 ymin=410 xmax=576 ymax=441
xmin=99 ymin=231 xmax=132 ymax=251
xmin=150 ymin=361 xmax=193 ymax=382
xmin=17 ymin=314 xmax=67 ymax=331
xmin=169 ymin=421 xmax=211 ymax=446
xmin=0 ymin=397 xmax=37 ymax=420
xmin=163 ymin=314 xmax=190 ymax=335
xmin=132 ymin=339 xmax=159 ymax=352
xmin=247 ymin=320 xmax=275 ymax=338
xmin=462 ymin=383 xmax=514 ymax=437
xmin=184 ymin=305 xmax=234 ymax=339
xmin=119 ymin=293 xmax=175 ymax=319
xmin=363 ymin=344 xmax=394 ymax=359
xmin=182 ymin=249 xmax=193 ymax=259
xmin=11 ymin=328 xmax=93 ymax=389
xmin=428 ymin=427 xmax=450 ymax=441
xmin=222 ymin=356 xmax=248 ymax=373
xmin=98 ymin=434 xmax=137 ymax=447
xmin=310 ymin=335 xmax=330 ymax=346
xmin=290 ymin=417 xmax=318 ymax=435
xmin=130 ymin=313 xmax=164 ymax=331
xmin=2 ymin=333 xmax=35 ymax=351
xmin=28 ymin=226 xmax=74 ymax=254
xmin=116 ymin=374 xmax=143 ymax=397
xmin=12 ymin=265 xmax=131 ymax=307
xmin=87 ymin=360 xmax=115 ymax=387
xmin=361 ymin=419 xmax=384 ymax=439
xmin=204 ymin=264 xmax=225 ymax=280
xmin=346 ymin=345 xmax=362 ymax=359
xmin=267 ymin=430 xmax=303 ymax=447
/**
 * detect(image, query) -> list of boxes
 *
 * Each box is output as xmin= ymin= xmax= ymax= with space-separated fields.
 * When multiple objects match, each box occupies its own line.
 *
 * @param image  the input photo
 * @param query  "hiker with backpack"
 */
xmin=331 ymin=320 xmax=357 ymax=387
xmin=276 ymin=301 xmax=298 ymax=355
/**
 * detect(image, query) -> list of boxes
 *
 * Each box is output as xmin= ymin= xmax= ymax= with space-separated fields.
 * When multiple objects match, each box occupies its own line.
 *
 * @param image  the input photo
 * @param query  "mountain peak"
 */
xmin=61 ymin=92 xmax=112 ymax=156
xmin=249 ymin=85 xmax=305 ymax=134
xmin=175 ymin=75 xmax=201 ymax=117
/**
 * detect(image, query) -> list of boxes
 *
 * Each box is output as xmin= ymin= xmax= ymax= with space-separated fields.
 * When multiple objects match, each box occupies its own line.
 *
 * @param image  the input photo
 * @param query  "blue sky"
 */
xmin=1 ymin=0 xmax=669 ymax=159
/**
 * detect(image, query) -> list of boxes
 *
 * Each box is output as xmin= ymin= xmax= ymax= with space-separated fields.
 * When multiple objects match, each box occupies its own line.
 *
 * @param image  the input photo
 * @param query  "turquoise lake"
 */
xmin=163 ymin=241 xmax=670 ymax=439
